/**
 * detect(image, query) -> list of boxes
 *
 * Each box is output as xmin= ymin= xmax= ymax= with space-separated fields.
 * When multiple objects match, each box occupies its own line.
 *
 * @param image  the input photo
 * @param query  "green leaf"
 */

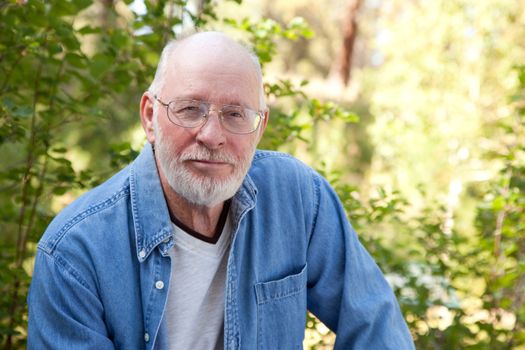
xmin=89 ymin=53 xmax=113 ymax=78
xmin=492 ymin=195 xmax=506 ymax=211
xmin=72 ymin=0 xmax=94 ymax=11
xmin=50 ymin=1 xmax=77 ymax=17
xmin=13 ymin=106 xmax=33 ymax=118
xmin=2 ymin=96 xmax=15 ymax=110
xmin=51 ymin=147 xmax=67 ymax=154
xmin=65 ymin=52 xmax=86 ymax=68
xmin=52 ymin=186 xmax=68 ymax=195
xmin=78 ymin=26 xmax=101 ymax=35
xmin=110 ymin=29 xmax=130 ymax=49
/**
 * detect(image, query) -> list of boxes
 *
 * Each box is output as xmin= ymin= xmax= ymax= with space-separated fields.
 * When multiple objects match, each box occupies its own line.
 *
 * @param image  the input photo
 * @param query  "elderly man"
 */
xmin=27 ymin=32 xmax=414 ymax=349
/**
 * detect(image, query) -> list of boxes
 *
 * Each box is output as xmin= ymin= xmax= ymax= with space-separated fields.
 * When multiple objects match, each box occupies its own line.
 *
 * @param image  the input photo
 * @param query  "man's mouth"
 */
xmin=186 ymin=159 xmax=233 ymax=172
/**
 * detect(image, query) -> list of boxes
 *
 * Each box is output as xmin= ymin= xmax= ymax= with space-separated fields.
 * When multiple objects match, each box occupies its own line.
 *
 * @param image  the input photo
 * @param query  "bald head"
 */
xmin=148 ymin=32 xmax=266 ymax=110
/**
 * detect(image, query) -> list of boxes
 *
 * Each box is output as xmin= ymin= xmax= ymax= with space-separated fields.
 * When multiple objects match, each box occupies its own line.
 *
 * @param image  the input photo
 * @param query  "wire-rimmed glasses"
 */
xmin=154 ymin=95 xmax=264 ymax=135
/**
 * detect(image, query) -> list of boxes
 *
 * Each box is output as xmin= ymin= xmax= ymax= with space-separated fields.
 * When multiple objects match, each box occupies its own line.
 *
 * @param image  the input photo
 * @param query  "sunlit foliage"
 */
xmin=1 ymin=0 xmax=524 ymax=349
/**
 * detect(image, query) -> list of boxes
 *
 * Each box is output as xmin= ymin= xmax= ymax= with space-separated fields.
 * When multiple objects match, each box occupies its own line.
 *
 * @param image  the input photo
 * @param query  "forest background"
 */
xmin=1 ymin=0 xmax=524 ymax=349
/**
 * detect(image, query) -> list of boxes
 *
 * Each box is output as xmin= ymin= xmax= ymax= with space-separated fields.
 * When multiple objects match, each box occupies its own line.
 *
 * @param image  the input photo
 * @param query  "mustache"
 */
xmin=178 ymin=146 xmax=237 ymax=163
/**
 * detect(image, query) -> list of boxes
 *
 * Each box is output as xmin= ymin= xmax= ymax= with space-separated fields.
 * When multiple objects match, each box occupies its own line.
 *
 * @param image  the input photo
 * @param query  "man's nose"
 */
xmin=195 ymin=111 xmax=226 ymax=149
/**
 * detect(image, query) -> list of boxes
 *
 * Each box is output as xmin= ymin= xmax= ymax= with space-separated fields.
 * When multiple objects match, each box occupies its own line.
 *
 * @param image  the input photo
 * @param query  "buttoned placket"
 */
xmin=140 ymin=236 xmax=174 ymax=350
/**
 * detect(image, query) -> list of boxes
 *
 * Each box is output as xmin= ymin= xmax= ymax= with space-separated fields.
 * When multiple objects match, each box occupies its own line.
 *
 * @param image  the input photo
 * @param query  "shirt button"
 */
xmin=144 ymin=332 xmax=150 ymax=342
xmin=138 ymin=250 xmax=146 ymax=259
xmin=155 ymin=280 xmax=164 ymax=290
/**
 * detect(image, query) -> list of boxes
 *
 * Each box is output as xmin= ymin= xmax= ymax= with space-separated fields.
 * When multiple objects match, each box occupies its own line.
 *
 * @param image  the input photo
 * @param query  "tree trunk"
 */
xmin=337 ymin=0 xmax=361 ymax=86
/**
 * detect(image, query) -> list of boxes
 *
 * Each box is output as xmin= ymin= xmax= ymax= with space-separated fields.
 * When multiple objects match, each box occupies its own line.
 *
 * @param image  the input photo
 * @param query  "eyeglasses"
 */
xmin=154 ymin=95 xmax=264 ymax=135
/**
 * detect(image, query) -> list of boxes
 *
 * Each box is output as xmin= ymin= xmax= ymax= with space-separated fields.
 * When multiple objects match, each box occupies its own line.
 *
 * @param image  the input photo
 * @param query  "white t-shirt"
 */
xmin=164 ymin=214 xmax=232 ymax=350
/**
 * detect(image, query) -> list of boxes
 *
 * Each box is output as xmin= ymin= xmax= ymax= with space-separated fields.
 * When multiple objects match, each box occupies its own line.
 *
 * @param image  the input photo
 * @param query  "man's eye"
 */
xmin=172 ymin=104 xmax=201 ymax=115
xmin=179 ymin=106 xmax=200 ymax=113
xmin=224 ymin=110 xmax=245 ymax=119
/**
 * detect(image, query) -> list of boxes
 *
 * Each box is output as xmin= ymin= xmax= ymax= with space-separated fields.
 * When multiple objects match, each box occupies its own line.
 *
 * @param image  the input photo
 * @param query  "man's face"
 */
xmin=150 ymin=40 xmax=265 ymax=207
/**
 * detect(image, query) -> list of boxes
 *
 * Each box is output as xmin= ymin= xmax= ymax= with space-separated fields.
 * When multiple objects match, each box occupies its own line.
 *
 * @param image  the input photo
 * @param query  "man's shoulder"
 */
xmin=252 ymin=150 xmax=312 ymax=173
xmin=253 ymin=149 xmax=294 ymax=161
xmin=249 ymin=150 xmax=320 ymax=189
xmin=38 ymin=165 xmax=132 ymax=254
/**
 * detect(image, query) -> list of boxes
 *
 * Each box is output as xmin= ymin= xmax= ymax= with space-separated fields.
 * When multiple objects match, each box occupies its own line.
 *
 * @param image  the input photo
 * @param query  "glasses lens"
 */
xmin=168 ymin=100 xmax=206 ymax=127
xmin=221 ymin=106 xmax=261 ymax=134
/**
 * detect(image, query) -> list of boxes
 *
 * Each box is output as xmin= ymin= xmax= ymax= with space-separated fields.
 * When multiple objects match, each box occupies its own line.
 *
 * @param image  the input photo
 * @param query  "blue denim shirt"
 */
xmin=28 ymin=143 xmax=414 ymax=349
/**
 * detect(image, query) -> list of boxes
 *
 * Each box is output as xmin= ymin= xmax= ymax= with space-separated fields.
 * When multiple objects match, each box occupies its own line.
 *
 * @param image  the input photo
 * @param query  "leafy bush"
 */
xmin=1 ymin=1 xmax=523 ymax=349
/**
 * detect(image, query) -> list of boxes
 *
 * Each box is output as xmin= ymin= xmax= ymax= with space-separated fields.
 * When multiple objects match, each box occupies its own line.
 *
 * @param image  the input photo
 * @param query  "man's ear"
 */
xmin=140 ymin=92 xmax=156 ymax=144
xmin=255 ymin=108 xmax=269 ymax=144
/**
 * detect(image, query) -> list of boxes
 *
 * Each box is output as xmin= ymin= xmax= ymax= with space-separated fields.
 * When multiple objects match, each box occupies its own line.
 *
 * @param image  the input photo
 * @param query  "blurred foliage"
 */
xmin=1 ymin=0 xmax=524 ymax=349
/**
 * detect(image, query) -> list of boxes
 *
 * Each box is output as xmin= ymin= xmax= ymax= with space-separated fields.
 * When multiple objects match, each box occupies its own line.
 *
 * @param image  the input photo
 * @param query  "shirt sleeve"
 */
xmin=306 ymin=174 xmax=415 ymax=350
xmin=27 ymin=249 xmax=116 ymax=350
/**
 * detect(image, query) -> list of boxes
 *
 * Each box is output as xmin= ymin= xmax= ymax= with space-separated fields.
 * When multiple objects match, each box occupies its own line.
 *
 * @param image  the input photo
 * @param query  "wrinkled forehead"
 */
xmin=170 ymin=33 xmax=258 ymax=78
xmin=162 ymin=34 xmax=261 ymax=105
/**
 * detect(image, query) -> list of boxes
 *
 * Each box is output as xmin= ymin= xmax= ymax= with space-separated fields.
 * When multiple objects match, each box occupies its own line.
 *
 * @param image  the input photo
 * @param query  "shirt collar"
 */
xmin=129 ymin=143 xmax=257 ymax=262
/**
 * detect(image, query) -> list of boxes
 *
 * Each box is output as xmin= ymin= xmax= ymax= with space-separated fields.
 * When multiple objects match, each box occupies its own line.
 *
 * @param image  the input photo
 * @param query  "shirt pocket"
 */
xmin=254 ymin=264 xmax=307 ymax=350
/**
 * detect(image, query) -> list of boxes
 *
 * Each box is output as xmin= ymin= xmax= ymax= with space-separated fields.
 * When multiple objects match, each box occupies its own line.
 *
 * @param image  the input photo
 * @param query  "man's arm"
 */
xmin=306 ymin=175 xmax=415 ymax=349
xmin=27 ymin=249 xmax=115 ymax=350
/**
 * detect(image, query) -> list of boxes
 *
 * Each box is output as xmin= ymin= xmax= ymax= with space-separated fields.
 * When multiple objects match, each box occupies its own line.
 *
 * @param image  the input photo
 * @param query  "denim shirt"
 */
xmin=28 ymin=143 xmax=414 ymax=350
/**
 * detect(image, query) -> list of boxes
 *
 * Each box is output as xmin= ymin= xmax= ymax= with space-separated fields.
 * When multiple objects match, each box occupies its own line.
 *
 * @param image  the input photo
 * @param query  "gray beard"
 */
xmin=154 ymin=122 xmax=255 ymax=208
